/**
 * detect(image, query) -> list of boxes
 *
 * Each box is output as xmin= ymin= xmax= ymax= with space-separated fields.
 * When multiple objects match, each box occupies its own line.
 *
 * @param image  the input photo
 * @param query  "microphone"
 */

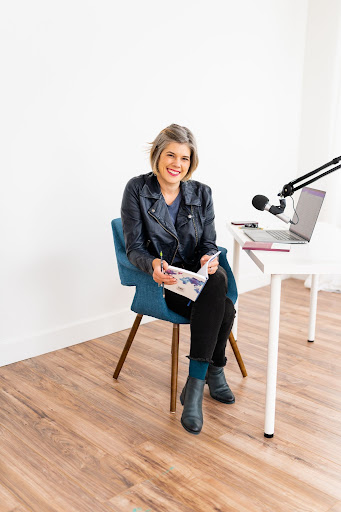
xmin=252 ymin=195 xmax=292 ymax=224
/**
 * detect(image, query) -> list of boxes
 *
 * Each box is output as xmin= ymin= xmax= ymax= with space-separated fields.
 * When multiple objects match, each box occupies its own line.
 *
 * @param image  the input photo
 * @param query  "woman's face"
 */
xmin=157 ymin=142 xmax=191 ymax=188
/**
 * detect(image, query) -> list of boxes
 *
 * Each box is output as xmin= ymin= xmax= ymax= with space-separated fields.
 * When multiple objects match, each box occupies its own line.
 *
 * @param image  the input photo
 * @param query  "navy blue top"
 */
xmin=167 ymin=192 xmax=182 ymax=225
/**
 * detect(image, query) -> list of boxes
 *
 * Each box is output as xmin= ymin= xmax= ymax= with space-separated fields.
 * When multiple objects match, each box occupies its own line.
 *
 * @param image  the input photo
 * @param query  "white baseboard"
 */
xmin=0 ymin=309 xmax=153 ymax=367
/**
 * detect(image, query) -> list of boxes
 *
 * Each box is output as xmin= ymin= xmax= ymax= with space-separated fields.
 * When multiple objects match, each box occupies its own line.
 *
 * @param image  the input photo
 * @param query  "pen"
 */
xmin=160 ymin=251 xmax=165 ymax=298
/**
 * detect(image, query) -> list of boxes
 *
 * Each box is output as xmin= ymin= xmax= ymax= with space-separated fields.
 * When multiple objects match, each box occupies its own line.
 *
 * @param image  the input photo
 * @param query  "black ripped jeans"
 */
xmin=165 ymin=265 xmax=236 ymax=367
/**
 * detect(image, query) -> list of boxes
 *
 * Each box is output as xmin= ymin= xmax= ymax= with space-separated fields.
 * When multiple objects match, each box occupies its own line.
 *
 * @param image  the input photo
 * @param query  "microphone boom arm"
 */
xmin=280 ymin=156 xmax=341 ymax=197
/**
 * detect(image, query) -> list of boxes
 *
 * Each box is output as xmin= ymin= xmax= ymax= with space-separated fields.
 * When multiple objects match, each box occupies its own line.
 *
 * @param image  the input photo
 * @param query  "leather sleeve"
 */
xmin=121 ymin=178 xmax=155 ymax=275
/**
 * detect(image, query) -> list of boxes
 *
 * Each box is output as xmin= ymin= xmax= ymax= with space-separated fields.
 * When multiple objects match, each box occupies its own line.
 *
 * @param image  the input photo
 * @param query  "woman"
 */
xmin=121 ymin=124 xmax=235 ymax=435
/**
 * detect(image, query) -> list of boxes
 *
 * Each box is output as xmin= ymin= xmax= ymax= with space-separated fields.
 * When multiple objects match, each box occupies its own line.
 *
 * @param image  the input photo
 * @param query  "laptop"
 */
xmin=244 ymin=187 xmax=326 ymax=244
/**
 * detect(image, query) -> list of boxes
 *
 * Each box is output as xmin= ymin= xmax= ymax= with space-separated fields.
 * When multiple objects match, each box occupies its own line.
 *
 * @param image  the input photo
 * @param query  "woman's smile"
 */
xmin=167 ymin=168 xmax=181 ymax=176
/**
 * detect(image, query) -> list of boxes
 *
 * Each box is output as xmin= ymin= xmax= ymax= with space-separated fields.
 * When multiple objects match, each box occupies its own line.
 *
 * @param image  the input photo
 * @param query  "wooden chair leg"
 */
xmin=229 ymin=331 xmax=247 ymax=377
xmin=113 ymin=313 xmax=143 ymax=379
xmin=170 ymin=323 xmax=180 ymax=413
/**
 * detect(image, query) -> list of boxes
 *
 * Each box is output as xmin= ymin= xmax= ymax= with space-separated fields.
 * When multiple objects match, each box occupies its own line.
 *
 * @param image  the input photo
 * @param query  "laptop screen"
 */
xmin=289 ymin=187 xmax=326 ymax=241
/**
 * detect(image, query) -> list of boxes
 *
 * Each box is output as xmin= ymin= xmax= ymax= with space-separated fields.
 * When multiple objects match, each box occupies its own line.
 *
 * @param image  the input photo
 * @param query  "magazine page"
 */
xmin=164 ymin=267 xmax=207 ymax=302
xmin=197 ymin=251 xmax=221 ymax=278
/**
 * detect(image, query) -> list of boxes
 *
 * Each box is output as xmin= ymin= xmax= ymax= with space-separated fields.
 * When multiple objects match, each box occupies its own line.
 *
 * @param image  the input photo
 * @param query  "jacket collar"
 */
xmin=140 ymin=173 xmax=162 ymax=200
xmin=140 ymin=172 xmax=201 ymax=206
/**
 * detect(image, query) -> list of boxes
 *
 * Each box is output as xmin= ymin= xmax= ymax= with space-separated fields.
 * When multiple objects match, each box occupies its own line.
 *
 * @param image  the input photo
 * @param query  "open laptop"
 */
xmin=244 ymin=187 xmax=326 ymax=244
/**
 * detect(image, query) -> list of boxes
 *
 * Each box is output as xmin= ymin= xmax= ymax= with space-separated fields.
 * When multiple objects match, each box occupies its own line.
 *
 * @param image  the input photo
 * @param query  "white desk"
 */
xmin=227 ymin=221 xmax=341 ymax=437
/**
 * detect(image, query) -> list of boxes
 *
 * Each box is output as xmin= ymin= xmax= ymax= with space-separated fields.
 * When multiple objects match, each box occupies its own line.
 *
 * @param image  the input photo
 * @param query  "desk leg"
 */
xmin=232 ymin=238 xmax=240 ymax=340
xmin=264 ymin=274 xmax=282 ymax=438
xmin=308 ymin=274 xmax=319 ymax=342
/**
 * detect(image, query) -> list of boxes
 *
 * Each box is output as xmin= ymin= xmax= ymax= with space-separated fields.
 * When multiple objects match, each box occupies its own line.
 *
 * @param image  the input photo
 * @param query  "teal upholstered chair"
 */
xmin=111 ymin=218 xmax=246 ymax=413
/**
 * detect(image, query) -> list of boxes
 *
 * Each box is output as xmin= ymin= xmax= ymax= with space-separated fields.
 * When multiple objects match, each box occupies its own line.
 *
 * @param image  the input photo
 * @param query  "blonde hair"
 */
xmin=149 ymin=124 xmax=199 ymax=181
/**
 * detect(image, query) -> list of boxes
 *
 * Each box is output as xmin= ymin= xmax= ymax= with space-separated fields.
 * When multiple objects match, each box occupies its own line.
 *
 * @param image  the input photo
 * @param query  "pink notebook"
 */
xmin=242 ymin=242 xmax=291 ymax=252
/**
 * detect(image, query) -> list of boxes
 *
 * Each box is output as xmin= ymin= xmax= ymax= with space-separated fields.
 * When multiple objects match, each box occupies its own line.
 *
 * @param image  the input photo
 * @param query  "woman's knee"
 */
xmin=196 ymin=266 xmax=227 ymax=303
xmin=224 ymin=297 xmax=236 ymax=323
xmin=226 ymin=296 xmax=236 ymax=313
xmin=209 ymin=266 xmax=228 ymax=292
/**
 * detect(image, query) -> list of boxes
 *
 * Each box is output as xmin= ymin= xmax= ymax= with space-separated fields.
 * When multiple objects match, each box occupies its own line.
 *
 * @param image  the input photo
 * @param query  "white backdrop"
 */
xmin=0 ymin=0 xmax=326 ymax=366
xmin=298 ymin=0 xmax=341 ymax=292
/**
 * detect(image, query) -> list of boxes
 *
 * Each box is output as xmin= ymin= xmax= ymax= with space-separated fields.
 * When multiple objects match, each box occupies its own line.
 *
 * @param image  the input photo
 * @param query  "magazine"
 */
xmin=164 ymin=251 xmax=221 ymax=301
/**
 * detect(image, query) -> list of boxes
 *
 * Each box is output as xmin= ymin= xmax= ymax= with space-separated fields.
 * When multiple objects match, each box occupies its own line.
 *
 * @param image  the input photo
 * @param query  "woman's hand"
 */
xmin=200 ymin=254 xmax=219 ymax=275
xmin=152 ymin=258 xmax=177 ymax=285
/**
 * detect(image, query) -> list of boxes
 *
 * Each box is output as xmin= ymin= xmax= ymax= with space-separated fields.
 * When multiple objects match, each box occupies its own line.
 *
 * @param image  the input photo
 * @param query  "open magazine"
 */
xmin=164 ymin=251 xmax=221 ymax=301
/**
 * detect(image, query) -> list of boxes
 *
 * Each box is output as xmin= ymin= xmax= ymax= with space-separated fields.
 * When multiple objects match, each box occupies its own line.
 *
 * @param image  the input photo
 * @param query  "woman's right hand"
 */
xmin=152 ymin=258 xmax=177 ymax=285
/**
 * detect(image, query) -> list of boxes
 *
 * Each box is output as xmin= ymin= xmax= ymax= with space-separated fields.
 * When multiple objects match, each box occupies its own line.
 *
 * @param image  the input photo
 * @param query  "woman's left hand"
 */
xmin=152 ymin=258 xmax=177 ymax=285
xmin=200 ymin=254 xmax=218 ymax=275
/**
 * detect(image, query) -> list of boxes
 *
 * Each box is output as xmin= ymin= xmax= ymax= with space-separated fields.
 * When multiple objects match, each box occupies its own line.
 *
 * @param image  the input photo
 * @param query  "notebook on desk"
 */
xmin=244 ymin=187 xmax=326 ymax=244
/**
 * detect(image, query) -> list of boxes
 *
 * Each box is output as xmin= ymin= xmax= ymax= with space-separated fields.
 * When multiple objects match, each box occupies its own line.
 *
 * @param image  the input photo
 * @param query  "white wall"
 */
xmin=1 ymin=0 xmax=308 ymax=366
xmin=293 ymin=0 xmax=341 ymax=292
xmin=298 ymin=0 xmax=341 ymax=226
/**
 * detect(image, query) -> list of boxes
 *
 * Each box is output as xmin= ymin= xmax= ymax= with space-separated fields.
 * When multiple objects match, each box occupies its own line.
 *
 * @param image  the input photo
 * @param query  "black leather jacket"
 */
xmin=121 ymin=172 xmax=218 ymax=275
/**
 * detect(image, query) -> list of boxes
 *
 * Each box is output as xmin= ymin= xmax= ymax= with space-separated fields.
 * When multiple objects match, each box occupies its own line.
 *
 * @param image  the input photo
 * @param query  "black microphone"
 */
xmin=252 ymin=195 xmax=291 ymax=224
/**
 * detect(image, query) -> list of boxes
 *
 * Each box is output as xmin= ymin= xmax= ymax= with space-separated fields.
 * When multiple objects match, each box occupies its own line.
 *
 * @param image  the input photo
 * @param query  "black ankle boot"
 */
xmin=180 ymin=376 xmax=205 ymax=435
xmin=206 ymin=364 xmax=235 ymax=404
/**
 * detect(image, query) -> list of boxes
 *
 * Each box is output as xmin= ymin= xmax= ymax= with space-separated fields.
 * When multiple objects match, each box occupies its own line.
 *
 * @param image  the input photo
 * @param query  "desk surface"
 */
xmin=227 ymin=222 xmax=341 ymax=275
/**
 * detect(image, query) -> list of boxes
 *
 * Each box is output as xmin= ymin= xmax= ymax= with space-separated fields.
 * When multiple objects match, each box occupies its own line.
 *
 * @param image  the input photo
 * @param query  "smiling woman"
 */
xmin=121 ymin=124 xmax=236 ymax=436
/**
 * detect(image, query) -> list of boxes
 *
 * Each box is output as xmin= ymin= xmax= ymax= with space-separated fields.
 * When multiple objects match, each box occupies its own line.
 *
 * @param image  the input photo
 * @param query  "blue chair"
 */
xmin=111 ymin=218 xmax=247 ymax=413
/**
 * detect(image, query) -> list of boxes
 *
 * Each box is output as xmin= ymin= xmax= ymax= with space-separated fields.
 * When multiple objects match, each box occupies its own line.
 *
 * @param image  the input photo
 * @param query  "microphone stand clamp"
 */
xmin=269 ymin=198 xmax=286 ymax=216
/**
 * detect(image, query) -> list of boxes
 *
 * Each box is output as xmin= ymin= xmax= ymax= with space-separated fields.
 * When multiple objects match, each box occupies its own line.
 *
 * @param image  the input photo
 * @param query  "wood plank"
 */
xmin=0 ymin=481 xmax=30 ymax=512
xmin=286 ymin=359 xmax=341 ymax=391
xmin=328 ymin=502 xmax=341 ymax=512
xmin=218 ymin=416 xmax=341 ymax=500
xmin=209 ymin=375 xmax=341 ymax=465
xmin=144 ymin=436 xmax=335 ymax=512
xmin=25 ymin=347 xmax=177 ymax=414
xmin=0 ymin=426 xmax=113 ymax=512
xmin=109 ymin=440 xmax=203 ymax=512
xmin=0 ymin=363 xmax=148 ymax=458
xmin=109 ymin=479 xmax=196 ymax=512
xmin=0 ymin=388 xmax=132 ymax=501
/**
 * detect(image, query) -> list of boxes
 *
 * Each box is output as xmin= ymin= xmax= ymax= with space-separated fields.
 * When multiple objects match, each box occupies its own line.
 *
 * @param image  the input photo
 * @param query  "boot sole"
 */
xmin=180 ymin=418 xmax=201 ymax=435
xmin=209 ymin=393 xmax=235 ymax=404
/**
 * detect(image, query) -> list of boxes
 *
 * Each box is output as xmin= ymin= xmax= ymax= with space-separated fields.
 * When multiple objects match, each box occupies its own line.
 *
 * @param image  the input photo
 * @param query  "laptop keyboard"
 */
xmin=267 ymin=230 xmax=303 ymax=241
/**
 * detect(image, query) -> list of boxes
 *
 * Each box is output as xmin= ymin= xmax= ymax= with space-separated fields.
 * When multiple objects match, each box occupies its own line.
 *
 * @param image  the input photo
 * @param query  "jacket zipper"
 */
xmin=191 ymin=205 xmax=199 ymax=247
xmin=148 ymin=211 xmax=179 ymax=265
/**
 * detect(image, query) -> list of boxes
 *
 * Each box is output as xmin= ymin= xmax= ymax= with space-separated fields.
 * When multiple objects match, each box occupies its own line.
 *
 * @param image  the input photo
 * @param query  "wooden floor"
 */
xmin=1 ymin=279 xmax=341 ymax=512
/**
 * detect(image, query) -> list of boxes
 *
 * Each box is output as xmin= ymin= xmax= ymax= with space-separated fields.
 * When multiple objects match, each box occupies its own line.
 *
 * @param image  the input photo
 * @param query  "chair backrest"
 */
xmin=217 ymin=246 xmax=238 ymax=305
xmin=111 ymin=218 xmax=143 ymax=286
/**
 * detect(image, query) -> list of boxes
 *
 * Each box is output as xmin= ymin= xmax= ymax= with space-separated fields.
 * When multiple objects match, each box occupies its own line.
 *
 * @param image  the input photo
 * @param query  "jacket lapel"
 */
xmin=140 ymin=174 xmax=178 ymax=238
xmin=176 ymin=180 xmax=201 ymax=229
xmin=181 ymin=180 xmax=202 ymax=207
